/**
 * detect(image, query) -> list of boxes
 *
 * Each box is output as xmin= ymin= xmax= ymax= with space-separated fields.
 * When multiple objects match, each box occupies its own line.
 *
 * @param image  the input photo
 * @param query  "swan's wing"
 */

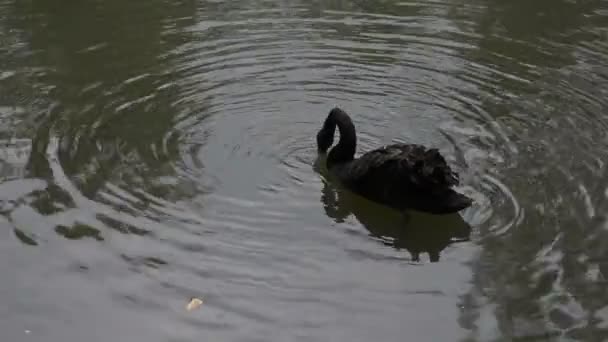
xmin=342 ymin=144 xmax=460 ymax=189
xmin=403 ymin=145 xmax=460 ymax=188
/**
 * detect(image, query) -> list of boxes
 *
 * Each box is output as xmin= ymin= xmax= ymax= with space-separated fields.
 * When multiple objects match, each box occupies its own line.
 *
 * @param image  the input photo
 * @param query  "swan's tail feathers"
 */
xmin=441 ymin=190 xmax=473 ymax=213
xmin=409 ymin=148 xmax=459 ymax=187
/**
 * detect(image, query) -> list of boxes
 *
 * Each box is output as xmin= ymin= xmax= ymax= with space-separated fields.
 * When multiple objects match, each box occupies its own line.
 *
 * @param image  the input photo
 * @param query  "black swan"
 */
xmin=318 ymin=177 xmax=472 ymax=262
xmin=316 ymin=107 xmax=472 ymax=214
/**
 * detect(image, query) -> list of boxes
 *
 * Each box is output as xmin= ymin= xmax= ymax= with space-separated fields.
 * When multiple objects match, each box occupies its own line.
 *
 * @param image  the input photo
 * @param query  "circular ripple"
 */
xmin=160 ymin=7 xmax=518 ymax=232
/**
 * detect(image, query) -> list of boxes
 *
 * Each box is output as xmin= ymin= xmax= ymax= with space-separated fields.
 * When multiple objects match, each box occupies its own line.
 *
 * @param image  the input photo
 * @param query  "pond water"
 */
xmin=1 ymin=0 xmax=608 ymax=341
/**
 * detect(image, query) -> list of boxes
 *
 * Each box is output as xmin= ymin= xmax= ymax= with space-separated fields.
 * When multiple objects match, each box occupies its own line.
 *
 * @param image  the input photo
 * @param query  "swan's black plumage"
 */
xmin=317 ymin=107 xmax=472 ymax=214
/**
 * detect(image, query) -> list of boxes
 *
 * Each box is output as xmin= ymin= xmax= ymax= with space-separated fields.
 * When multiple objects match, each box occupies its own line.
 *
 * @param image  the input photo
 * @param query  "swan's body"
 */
xmin=316 ymin=107 xmax=472 ymax=214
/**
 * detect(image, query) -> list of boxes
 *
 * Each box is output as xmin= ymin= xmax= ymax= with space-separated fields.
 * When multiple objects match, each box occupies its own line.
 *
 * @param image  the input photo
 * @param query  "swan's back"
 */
xmin=330 ymin=143 xmax=471 ymax=214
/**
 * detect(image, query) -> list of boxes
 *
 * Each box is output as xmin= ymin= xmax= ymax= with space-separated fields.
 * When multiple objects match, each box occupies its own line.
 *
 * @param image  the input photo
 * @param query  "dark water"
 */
xmin=1 ymin=0 xmax=608 ymax=340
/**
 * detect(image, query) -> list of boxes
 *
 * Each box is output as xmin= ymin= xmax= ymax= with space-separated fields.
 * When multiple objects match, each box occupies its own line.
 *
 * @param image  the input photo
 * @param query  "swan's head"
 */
xmin=316 ymin=127 xmax=334 ymax=153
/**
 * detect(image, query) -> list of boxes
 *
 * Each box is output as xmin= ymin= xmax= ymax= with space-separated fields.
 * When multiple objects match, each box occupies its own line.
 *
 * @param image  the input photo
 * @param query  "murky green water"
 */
xmin=1 ymin=0 xmax=608 ymax=341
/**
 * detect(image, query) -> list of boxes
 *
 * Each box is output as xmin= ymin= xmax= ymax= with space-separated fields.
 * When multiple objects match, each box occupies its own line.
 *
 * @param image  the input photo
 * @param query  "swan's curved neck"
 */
xmin=326 ymin=108 xmax=356 ymax=167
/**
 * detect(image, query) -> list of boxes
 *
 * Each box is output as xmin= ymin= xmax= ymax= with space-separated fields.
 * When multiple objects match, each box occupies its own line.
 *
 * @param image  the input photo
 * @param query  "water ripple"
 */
xmin=2 ymin=0 xmax=608 ymax=340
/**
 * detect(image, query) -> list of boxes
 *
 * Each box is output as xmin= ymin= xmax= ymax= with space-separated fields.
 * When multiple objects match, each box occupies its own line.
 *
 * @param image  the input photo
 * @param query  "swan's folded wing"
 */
xmin=341 ymin=144 xmax=459 ymax=189
xmin=410 ymin=147 xmax=460 ymax=187
xmin=340 ymin=145 xmax=404 ymax=180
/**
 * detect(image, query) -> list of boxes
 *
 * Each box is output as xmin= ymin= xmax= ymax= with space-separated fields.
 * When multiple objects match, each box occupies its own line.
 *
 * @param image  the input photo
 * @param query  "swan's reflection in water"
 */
xmin=315 ymin=156 xmax=471 ymax=262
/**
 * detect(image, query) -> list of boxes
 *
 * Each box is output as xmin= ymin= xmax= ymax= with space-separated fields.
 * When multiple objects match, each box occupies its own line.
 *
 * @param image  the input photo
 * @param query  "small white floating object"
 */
xmin=186 ymin=297 xmax=203 ymax=311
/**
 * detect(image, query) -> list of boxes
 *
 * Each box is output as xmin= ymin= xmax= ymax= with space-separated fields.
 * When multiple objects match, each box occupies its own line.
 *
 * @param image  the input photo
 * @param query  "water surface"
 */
xmin=1 ymin=0 xmax=608 ymax=341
